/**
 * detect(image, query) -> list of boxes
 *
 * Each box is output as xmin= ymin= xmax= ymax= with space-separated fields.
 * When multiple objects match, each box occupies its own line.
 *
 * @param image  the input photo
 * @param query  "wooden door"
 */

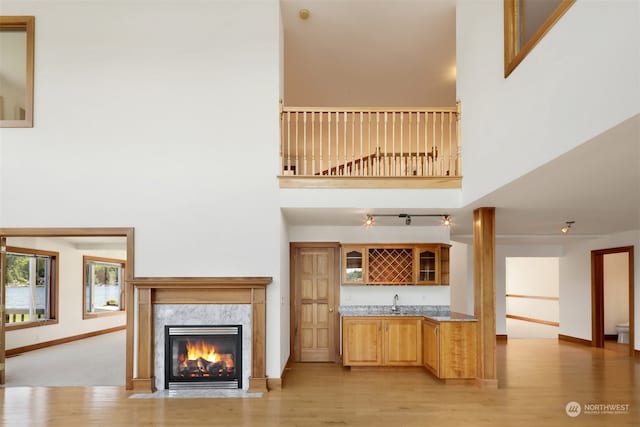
xmin=293 ymin=244 xmax=339 ymax=362
xmin=422 ymin=319 xmax=439 ymax=376
xmin=0 ymin=237 xmax=6 ymax=384
xmin=384 ymin=318 xmax=422 ymax=366
xmin=342 ymin=318 xmax=382 ymax=366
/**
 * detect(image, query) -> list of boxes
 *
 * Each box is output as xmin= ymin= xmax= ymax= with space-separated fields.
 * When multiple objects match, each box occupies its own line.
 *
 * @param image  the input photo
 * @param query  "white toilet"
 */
xmin=616 ymin=322 xmax=629 ymax=344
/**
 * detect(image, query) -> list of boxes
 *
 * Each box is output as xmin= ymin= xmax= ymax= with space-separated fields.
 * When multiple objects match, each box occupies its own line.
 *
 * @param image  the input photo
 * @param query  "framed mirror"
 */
xmin=0 ymin=16 xmax=34 ymax=127
xmin=504 ymin=0 xmax=575 ymax=77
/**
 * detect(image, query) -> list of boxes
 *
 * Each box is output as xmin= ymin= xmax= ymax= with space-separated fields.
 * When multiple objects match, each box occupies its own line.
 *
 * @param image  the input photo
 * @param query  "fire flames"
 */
xmin=186 ymin=339 xmax=221 ymax=363
xmin=178 ymin=339 xmax=235 ymax=372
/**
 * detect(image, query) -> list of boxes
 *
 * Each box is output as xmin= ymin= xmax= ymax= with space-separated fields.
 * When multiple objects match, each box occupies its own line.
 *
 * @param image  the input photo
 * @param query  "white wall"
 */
xmin=505 ymin=257 xmax=559 ymax=338
xmin=0 ymin=0 xmax=284 ymax=377
xmin=560 ymin=230 xmax=639 ymax=350
xmin=604 ymin=252 xmax=630 ymax=335
xmin=6 ymin=237 xmax=127 ymax=349
xmin=288 ymin=225 xmax=451 ymax=307
xmin=457 ymin=0 xmax=640 ymax=205
xmin=449 ymin=240 xmax=470 ymax=314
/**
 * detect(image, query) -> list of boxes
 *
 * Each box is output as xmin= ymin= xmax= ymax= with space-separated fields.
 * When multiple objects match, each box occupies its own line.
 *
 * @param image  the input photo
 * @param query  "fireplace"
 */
xmin=165 ymin=325 xmax=242 ymax=390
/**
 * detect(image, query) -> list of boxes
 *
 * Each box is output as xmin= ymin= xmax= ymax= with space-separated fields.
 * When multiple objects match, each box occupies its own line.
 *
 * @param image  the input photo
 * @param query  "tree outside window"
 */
xmin=5 ymin=247 xmax=57 ymax=328
xmin=83 ymin=256 xmax=125 ymax=318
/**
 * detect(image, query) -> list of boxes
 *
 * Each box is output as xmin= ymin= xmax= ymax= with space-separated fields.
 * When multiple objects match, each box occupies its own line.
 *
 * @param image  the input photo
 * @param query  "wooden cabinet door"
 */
xmin=384 ymin=318 xmax=422 ymax=366
xmin=343 ymin=318 xmax=382 ymax=366
xmin=414 ymin=245 xmax=440 ymax=285
xmin=342 ymin=246 xmax=366 ymax=285
xmin=439 ymin=322 xmax=477 ymax=379
xmin=422 ymin=319 xmax=440 ymax=376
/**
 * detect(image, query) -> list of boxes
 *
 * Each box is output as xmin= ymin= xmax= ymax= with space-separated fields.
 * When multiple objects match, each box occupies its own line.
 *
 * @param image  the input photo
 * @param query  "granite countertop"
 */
xmin=338 ymin=305 xmax=477 ymax=322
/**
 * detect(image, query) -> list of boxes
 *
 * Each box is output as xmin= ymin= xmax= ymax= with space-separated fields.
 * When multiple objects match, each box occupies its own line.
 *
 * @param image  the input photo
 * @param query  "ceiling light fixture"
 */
xmin=363 ymin=213 xmax=451 ymax=227
xmin=364 ymin=215 xmax=375 ymax=227
xmin=561 ymin=220 xmax=575 ymax=234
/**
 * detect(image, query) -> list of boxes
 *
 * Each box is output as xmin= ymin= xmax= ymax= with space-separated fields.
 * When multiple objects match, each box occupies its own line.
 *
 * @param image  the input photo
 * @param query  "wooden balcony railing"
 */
xmin=279 ymin=103 xmax=461 ymax=187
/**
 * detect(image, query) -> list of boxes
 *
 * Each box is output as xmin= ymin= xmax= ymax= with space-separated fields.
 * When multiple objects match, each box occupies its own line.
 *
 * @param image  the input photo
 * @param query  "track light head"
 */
xmin=405 ymin=215 xmax=411 ymax=226
xmin=441 ymin=215 xmax=451 ymax=226
xmin=561 ymin=220 xmax=575 ymax=234
xmin=364 ymin=215 xmax=375 ymax=227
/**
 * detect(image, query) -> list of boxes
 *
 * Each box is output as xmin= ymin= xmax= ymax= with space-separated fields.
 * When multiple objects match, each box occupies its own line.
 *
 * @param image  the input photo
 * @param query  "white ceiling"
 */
xmin=280 ymin=1 xmax=640 ymax=243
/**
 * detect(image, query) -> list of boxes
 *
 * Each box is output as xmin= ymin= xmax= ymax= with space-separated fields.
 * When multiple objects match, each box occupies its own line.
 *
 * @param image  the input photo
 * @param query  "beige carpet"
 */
xmin=3 ymin=330 xmax=125 ymax=387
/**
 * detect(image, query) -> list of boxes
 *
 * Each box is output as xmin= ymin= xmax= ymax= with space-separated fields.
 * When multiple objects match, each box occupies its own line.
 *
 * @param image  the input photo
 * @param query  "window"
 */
xmin=504 ymin=0 xmax=575 ymax=77
xmin=5 ymin=247 xmax=58 ymax=329
xmin=83 ymin=256 xmax=125 ymax=318
xmin=0 ymin=16 xmax=35 ymax=127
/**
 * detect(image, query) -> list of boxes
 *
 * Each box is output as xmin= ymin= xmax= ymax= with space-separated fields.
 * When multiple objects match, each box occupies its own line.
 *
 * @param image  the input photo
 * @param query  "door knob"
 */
xmin=329 ymin=308 xmax=334 ymax=312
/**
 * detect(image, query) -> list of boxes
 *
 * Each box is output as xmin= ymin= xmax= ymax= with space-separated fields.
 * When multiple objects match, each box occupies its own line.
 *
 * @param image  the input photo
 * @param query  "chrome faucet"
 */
xmin=391 ymin=294 xmax=399 ymax=312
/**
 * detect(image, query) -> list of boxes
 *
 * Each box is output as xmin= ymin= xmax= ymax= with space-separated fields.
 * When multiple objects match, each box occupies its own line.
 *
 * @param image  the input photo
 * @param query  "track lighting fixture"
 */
xmin=561 ymin=220 xmax=575 ymax=234
xmin=363 ymin=213 xmax=451 ymax=227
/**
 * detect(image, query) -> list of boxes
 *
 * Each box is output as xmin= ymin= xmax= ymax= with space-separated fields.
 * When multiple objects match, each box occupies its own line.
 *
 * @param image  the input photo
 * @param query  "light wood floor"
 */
xmin=1 ymin=340 xmax=638 ymax=426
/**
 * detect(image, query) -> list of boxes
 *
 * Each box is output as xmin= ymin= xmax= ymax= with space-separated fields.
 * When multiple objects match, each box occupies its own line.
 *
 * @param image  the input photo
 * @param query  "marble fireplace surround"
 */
xmin=128 ymin=277 xmax=272 ymax=393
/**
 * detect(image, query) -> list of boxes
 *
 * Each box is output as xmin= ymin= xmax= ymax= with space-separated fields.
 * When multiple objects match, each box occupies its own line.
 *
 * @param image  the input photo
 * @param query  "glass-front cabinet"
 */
xmin=342 ymin=246 xmax=366 ymax=284
xmin=415 ymin=246 xmax=439 ymax=285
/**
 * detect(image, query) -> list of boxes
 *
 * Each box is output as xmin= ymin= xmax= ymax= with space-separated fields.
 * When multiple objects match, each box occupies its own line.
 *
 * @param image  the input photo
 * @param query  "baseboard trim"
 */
xmin=496 ymin=334 xmax=508 ymax=342
xmin=5 ymin=325 xmax=126 ymax=356
xmin=267 ymin=377 xmax=282 ymax=391
xmin=558 ymin=334 xmax=591 ymax=346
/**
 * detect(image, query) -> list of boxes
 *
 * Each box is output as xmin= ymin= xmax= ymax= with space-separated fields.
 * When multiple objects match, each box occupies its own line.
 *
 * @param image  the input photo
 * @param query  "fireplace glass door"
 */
xmin=165 ymin=325 xmax=242 ymax=390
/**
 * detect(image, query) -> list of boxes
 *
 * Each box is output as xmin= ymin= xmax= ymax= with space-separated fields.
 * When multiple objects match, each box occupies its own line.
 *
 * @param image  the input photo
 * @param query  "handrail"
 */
xmin=282 ymin=106 xmax=458 ymax=113
xmin=317 ymin=148 xmax=439 ymax=176
xmin=506 ymin=314 xmax=559 ymax=327
xmin=505 ymin=293 xmax=559 ymax=301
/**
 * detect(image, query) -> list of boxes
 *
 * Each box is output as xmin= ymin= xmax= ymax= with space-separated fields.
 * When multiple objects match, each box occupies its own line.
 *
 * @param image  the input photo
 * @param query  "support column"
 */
xmin=473 ymin=207 xmax=498 ymax=388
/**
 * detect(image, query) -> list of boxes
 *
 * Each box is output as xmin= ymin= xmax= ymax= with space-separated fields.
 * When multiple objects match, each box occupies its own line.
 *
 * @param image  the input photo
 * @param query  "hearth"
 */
xmin=165 ymin=325 xmax=242 ymax=390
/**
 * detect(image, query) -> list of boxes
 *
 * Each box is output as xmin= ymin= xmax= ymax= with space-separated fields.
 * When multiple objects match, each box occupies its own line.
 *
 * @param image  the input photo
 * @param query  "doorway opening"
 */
xmin=591 ymin=246 xmax=634 ymax=355
xmin=1 ymin=228 xmax=134 ymax=386
xmin=505 ymin=257 xmax=560 ymax=339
